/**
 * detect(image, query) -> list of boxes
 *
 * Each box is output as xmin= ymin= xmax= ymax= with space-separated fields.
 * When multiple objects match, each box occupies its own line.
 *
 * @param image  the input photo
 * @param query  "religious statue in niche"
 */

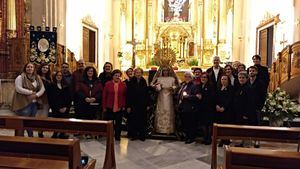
xmin=29 ymin=26 xmax=57 ymax=64
xmin=164 ymin=0 xmax=189 ymax=22
xmin=188 ymin=41 xmax=194 ymax=56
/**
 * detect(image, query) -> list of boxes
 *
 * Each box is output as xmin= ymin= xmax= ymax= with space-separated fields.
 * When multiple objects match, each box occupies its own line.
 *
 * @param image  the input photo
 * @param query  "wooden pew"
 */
xmin=224 ymin=146 xmax=300 ymax=169
xmin=211 ymin=123 xmax=300 ymax=169
xmin=0 ymin=116 xmax=116 ymax=169
xmin=0 ymin=135 xmax=96 ymax=169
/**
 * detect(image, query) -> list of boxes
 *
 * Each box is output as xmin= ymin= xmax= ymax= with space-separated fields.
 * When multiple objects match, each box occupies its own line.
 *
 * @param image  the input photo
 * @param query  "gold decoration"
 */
xmin=154 ymin=48 xmax=176 ymax=67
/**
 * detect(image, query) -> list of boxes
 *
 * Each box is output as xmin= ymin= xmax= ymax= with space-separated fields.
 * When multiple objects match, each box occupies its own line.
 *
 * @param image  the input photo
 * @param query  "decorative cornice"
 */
xmin=257 ymin=14 xmax=280 ymax=30
xmin=82 ymin=15 xmax=97 ymax=28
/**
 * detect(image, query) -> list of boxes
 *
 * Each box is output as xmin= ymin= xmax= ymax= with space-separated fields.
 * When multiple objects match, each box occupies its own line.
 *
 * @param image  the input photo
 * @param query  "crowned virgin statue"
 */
xmin=150 ymin=48 xmax=179 ymax=134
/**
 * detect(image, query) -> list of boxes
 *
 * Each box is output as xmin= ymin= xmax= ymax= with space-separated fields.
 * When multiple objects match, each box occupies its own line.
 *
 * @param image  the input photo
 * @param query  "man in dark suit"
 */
xmin=247 ymin=66 xmax=266 ymax=126
xmin=247 ymin=66 xmax=266 ymax=148
xmin=178 ymin=71 xmax=201 ymax=144
xmin=206 ymin=56 xmax=224 ymax=90
xmin=252 ymin=55 xmax=270 ymax=91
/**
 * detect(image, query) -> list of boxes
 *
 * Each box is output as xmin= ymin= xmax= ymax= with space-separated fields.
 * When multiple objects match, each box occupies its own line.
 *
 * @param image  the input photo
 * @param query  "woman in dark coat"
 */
xmin=76 ymin=66 xmax=103 ymax=120
xmin=215 ymin=74 xmax=233 ymax=146
xmin=224 ymin=64 xmax=239 ymax=91
xmin=215 ymin=74 xmax=233 ymax=124
xmin=124 ymin=68 xmax=134 ymax=86
xmin=233 ymin=71 xmax=249 ymax=125
xmin=48 ymin=71 xmax=72 ymax=138
xmin=36 ymin=63 xmax=52 ymax=138
xmin=126 ymin=68 xmax=149 ymax=141
xmin=199 ymin=72 xmax=215 ymax=145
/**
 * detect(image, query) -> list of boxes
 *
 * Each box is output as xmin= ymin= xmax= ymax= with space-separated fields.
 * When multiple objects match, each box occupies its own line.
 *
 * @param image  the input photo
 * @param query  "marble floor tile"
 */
xmin=0 ymin=112 xmax=299 ymax=169
xmin=161 ymin=159 xmax=210 ymax=169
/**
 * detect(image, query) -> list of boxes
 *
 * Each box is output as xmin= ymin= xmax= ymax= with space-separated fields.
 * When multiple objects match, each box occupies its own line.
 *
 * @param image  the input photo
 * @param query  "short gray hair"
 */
xmin=238 ymin=71 xmax=248 ymax=78
xmin=213 ymin=56 xmax=220 ymax=61
xmin=184 ymin=71 xmax=194 ymax=78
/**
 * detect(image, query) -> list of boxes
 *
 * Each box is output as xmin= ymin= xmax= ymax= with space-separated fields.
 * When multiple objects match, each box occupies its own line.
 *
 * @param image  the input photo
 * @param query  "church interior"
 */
xmin=1 ymin=0 xmax=300 ymax=169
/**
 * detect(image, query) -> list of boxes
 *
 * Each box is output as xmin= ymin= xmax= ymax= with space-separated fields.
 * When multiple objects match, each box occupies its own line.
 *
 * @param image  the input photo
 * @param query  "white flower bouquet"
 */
xmin=262 ymin=88 xmax=299 ymax=124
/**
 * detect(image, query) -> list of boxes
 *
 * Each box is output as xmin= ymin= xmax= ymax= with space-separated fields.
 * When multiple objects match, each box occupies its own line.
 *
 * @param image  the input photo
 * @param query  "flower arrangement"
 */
xmin=262 ymin=88 xmax=299 ymax=125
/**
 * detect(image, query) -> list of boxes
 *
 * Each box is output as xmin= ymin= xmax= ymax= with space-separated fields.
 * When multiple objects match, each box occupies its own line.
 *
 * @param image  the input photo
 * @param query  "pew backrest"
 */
xmin=0 ymin=135 xmax=81 ymax=169
xmin=224 ymin=146 xmax=300 ymax=169
xmin=212 ymin=123 xmax=300 ymax=169
xmin=0 ymin=116 xmax=115 ymax=169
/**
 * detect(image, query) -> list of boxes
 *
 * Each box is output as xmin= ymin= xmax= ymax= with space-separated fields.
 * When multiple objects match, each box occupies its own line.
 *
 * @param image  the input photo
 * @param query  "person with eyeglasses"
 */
xmin=178 ymin=71 xmax=201 ymax=144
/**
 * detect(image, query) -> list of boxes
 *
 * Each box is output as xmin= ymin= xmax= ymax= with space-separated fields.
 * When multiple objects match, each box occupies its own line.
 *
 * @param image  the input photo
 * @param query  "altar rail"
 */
xmin=269 ymin=41 xmax=300 ymax=99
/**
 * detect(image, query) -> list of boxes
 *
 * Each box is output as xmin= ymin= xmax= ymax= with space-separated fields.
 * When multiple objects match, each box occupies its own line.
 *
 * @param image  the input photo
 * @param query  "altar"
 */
xmin=118 ymin=0 xmax=234 ymax=70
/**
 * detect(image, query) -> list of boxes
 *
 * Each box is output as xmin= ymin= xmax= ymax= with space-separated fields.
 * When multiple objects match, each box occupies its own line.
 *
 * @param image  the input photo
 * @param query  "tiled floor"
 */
xmin=0 ymin=109 xmax=298 ymax=169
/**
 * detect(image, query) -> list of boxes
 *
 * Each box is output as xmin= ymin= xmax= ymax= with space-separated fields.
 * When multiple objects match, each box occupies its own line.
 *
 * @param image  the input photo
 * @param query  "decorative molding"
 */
xmin=82 ymin=15 xmax=97 ymax=28
xmin=257 ymin=14 xmax=280 ymax=30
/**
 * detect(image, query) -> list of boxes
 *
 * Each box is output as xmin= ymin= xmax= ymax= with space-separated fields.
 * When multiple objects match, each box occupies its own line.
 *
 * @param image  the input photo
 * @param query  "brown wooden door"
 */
xmin=259 ymin=26 xmax=273 ymax=68
xmin=82 ymin=26 xmax=96 ymax=64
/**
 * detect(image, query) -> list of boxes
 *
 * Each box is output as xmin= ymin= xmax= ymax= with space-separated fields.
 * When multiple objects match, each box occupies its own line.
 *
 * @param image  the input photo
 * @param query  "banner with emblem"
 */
xmin=29 ymin=26 xmax=57 ymax=64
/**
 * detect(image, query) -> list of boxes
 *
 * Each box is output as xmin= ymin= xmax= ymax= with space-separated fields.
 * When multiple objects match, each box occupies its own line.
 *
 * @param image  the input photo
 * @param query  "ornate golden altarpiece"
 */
xmin=119 ymin=0 xmax=234 ymax=69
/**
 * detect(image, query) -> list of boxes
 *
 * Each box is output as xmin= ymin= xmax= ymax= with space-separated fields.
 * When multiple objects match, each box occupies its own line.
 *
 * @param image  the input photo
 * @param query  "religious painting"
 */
xmin=29 ymin=27 xmax=57 ymax=64
xmin=164 ymin=0 xmax=189 ymax=22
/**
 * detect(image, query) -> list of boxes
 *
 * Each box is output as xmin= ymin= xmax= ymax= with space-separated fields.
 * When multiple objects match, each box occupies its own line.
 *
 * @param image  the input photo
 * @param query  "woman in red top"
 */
xmin=102 ymin=69 xmax=126 ymax=141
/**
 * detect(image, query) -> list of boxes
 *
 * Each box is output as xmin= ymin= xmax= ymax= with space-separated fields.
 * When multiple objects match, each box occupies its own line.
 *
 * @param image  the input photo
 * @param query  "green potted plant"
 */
xmin=187 ymin=58 xmax=199 ymax=68
xmin=262 ymin=88 xmax=299 ymax=127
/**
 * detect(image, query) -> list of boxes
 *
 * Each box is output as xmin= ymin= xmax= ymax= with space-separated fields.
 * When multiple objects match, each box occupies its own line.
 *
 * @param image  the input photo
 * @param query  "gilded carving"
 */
xmin=293 ymin=51 xmax=300 ymax=68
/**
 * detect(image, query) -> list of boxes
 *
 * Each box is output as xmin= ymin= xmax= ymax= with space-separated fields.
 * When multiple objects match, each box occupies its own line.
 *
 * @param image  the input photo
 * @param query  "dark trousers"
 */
xmin=181 ymin=110 xmax=197 ymax=140
xmin=104 ymin=109 xmax=123 ymax=140
xmin=128 ymin=109 xmax=147 ymax=139
xmin=202 ymin=125 xmax=212 ymax=142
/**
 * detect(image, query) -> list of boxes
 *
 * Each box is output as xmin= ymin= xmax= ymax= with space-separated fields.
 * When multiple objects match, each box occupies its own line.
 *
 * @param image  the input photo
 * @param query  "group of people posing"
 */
xmin=11 ymin=54 xmax=269 ymax=145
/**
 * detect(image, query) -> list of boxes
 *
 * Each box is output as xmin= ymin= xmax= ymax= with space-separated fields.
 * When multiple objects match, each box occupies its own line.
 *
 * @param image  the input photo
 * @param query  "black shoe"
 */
xmin=38 ymin=133 xmax=44 ymax=138
xmin=254 ymin=144 xmax=260 ymax=148
xmin=218 ymin=142 xmax=224 ymax=147
xmin=185 ymin=139 xmax=195 ymax=144
xmin=139 ymin=137 xmax=146 ymax=141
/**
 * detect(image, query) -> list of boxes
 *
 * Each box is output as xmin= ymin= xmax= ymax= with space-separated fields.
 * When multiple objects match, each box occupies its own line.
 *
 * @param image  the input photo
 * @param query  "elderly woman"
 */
xmin=178 ymin=71 xmax=201 ymax=144
xmin=12 ymin=62 xmax=45 ymax=137
xmin=126 ymin=68 xmax=149 ymax=141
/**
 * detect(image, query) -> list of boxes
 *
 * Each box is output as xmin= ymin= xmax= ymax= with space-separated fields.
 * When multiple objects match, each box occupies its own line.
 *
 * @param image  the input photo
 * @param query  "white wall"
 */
xmin=233 ymin=0 xmax=294 ymax=67
xmin=294 ymin=0 xmax=300 ymax=42
xmin=66 ymin=0 xmax=114 ymax=72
